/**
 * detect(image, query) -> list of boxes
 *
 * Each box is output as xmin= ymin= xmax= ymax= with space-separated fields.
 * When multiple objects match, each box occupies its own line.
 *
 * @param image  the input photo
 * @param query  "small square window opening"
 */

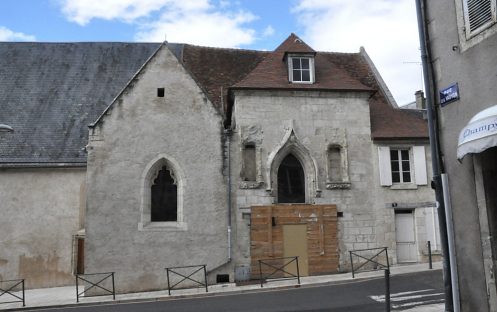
xmin=157 ymin=88 xmax=165 ymax=97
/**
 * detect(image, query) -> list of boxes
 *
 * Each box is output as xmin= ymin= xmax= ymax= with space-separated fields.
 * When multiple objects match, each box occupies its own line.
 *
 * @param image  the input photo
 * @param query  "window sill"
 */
xmin=239 ymin=181 xmax=263 ymax=189
xmin=138 ymin=221 xmax=188 ymax=232
xmin=326 ymin=182 xmax=351 ymax=190
xmin=290 ymin=80 xmax=314 ymax=84
xmin=390 ymin=183 xmax=418 ymax=190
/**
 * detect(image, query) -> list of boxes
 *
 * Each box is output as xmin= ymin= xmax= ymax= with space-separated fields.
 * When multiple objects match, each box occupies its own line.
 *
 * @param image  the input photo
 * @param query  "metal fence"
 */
xmin=349 ymin=247 xmax=390 ymax=312
xmin=0 ymin=279 xmax=25 ymax=307
xmin=349 ymin=247 xmax=389 ymax=278
xmin=75 ymin=272 xmax=115 ymax=302
xmin=258 ymin=256 xmax=300 ymax=288
xmin=165 ymin=264 xmax=208 ymax=295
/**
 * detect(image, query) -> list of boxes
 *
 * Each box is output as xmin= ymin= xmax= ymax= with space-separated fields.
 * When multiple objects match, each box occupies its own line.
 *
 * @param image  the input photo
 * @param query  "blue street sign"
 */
xmin=440 ymin=83 xmax=459 ymax=107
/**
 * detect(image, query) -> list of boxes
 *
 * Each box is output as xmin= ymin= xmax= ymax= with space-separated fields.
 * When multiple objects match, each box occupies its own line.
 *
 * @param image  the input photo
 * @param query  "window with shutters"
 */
xmin=378 ymin=146 xmax=428 ymax=189
xmin=463 ymin=0 xmax=496 ymax=38
xmin=390 ymin=149 xmax=412 ymax=184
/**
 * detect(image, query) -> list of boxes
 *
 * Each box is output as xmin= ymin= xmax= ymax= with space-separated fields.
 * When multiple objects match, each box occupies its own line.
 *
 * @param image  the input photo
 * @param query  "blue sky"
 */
xmin=0 ymin=0 xmax=422 ymax=105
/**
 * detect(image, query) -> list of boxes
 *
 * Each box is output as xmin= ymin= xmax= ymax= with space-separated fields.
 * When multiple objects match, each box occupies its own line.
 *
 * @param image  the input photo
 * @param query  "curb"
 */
xmin=2 ymin=267 xmax=441 ymax=311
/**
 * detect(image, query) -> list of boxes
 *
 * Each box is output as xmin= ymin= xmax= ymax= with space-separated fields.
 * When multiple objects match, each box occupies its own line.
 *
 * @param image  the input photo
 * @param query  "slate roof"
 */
xmin=0 ymin=35 xmax=427 ymax=166
xmin=0 ymin=42 xmax=161 ymax=166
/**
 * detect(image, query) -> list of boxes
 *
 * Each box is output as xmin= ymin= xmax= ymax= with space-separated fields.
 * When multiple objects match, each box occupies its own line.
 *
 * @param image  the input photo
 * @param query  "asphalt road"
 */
xmin=27 ymin=270 xmax=444 ymax=312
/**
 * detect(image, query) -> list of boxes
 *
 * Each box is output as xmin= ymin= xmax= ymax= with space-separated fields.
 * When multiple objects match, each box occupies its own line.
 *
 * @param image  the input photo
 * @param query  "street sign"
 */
xmin=440 ymin=83 xmax=459 ymax=107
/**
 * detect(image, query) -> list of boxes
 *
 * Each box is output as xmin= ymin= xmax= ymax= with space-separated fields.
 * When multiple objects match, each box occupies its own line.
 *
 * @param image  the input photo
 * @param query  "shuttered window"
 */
xmin=378 ymin=146 xmax=427 ymax=186
xmin=464 ymin=0 xmax=496 ymax=37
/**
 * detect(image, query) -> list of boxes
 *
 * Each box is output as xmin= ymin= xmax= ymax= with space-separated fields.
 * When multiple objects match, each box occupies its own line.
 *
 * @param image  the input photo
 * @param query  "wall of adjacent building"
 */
xmin=85 ymin=45 xmax=229 ymax=293
xmin=426 ymin=1 xmax=497 ymax=311
xmin=0 ymin=167 xmax=85 ymax=288
xmin=371 ymin=142 xmax=436 ymax=263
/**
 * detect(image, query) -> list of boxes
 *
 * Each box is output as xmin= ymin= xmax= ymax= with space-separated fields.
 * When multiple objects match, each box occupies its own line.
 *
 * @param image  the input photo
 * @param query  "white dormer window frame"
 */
xmin=288 ymin=54 xmax=315 ymax=84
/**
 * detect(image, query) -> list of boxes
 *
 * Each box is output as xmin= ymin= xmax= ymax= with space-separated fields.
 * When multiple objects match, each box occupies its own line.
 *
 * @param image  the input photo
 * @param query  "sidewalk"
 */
xmin=0 ymin=262 xmax=443 ymax=311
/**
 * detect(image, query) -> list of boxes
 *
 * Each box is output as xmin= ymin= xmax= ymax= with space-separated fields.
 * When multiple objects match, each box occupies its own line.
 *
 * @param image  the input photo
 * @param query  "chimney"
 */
xmin=415 ymin=90 xmax=426 ymax=109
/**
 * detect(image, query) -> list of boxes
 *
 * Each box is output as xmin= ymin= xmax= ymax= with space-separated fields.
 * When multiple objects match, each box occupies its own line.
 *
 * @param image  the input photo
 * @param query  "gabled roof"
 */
xmin=0 ymin=42 xmax=160 ymax=166
xmin=233 ymin=34 xmax=372 ymax=92
xmin=275 ymin=33 xmax=315 ymax=54
xmin=0 ymin=35 xmax=427 ymax=166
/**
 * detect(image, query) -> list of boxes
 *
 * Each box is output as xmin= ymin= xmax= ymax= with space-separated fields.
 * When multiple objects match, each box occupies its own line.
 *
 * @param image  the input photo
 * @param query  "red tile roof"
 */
xmin=179 ymin=34 xmax=428 ymax=140
xmin=274 ymin=33 xmax=316 ymax=54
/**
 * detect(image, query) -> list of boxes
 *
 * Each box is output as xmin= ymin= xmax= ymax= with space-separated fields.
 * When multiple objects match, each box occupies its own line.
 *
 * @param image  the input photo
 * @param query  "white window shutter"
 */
xmin=413 ymin=146 xmax=428 ymax=185
xmin=378 ymin=146 xmax=392 ymax=186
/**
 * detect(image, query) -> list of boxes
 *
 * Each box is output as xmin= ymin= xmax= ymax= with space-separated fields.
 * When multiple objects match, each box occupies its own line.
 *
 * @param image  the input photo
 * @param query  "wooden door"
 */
xmin=283 ymin=224 xmax=309 ymax=276
xmin=395 ymin=211 xmax=417 ymax=262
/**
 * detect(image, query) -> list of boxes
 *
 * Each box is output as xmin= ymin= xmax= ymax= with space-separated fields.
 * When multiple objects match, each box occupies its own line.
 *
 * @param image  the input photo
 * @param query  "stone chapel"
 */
xmin=0 ymin=34 xmax=437 ymax=291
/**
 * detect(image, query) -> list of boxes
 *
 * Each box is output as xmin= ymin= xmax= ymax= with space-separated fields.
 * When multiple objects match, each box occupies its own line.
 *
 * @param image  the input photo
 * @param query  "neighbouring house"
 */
xmin=0 ymin=34 xmax=436 ymax=292
xmin=420 ymin=1 xmax=497 ymax=311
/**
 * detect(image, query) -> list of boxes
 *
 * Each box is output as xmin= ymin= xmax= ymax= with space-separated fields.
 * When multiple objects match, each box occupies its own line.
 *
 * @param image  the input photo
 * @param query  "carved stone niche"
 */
xmin=324 ymin=128 xmax=351 ymax=190
xmin=239 ymin=125 xmax=264 ymax=189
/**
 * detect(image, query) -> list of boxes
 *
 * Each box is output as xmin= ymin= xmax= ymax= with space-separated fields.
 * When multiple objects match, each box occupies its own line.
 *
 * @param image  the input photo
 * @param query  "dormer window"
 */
xmin=288 ymin=55 xmax=315 ymax=84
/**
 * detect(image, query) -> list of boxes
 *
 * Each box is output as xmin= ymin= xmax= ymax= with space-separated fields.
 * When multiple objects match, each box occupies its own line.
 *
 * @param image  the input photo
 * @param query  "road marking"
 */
xmin=392 ymin=298 xmax=445 ymax=309
xmin=369 ymin=288 xmax=444 ymax=310
xmin=370 ymin=289 xmax=436 ymax=302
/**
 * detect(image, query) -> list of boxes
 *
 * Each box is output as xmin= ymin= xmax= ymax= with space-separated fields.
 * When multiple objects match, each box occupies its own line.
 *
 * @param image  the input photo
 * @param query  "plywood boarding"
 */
xmin=250 ymin=204 xmax=338 ymax=279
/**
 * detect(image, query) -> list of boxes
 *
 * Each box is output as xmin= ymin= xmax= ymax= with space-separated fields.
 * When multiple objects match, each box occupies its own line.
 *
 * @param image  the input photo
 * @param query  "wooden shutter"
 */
xmin=413 ymin=146 xmax=428 ymax=185
xmin=378 ymin=146 xmax=392 ymax=186
xmin=464 ymin=0 xmax=495 ymax=37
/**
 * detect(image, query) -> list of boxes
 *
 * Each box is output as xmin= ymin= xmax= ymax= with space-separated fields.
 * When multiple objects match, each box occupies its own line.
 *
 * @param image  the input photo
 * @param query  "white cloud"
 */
xmin=58 ymin=0 xmax=211 ymax=25
xmin=262 ymin=25 xmax=275 ymax=37
xmin=58 ymin=0 xmax=258 ymax=47
xmin=0 ymin=26 xmax=36 ymax=41
xmin=135 ymin=10 xmax=257 ymax=47
xmin=293 ymin=0 xmax=422 ymax=105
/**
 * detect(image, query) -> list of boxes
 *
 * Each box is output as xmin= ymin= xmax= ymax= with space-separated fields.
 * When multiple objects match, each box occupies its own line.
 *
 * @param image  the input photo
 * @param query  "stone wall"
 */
xmin=0 ymin=167 xmax=85 ymax=288
xmin=85 ymin=45 xmax=229 ymax=292
xmin=231 ymin=90 xmax=376 ymax=272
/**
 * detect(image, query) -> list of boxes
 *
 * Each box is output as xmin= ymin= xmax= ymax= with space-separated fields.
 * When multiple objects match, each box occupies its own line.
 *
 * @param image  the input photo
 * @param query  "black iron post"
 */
xmin=428 ymin=241 xmax=433 ymax=269
xmin=295 ymin=257 xmax=301 ymax=285
xmin=76 ymin=275 xmax=79 ymax=303
xmin=349 ymin=251 xmax=355 ymax=278
xmin=21 ymin=279 xmax=25 ymax=307
xmin=111 ymin=273 xmax=115 ymax=300
xmin=166 ymin=269 xmax=171 ymax=295
xmin=259 ymin=260 xmax=264 ymax=288
xmin=203 ymin=265 xmax=208 ymax=293
xmin=385 ymin=269 xmax=391 ymax=312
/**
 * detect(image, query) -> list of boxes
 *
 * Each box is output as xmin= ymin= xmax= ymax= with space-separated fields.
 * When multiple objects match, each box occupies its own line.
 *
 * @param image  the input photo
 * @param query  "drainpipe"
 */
xmin=415 ymin=0 xmax=456 ymax=311
xmin=207 ymin=128 xmax=233 ymax=275
xmin=226 ymin=128 xmax=233 ymax=261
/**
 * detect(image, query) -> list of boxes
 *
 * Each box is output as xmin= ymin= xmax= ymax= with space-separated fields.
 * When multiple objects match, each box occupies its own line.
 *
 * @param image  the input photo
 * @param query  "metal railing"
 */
xmin=258 ymin=256 xmax=300 ymax=288
xmin=0 ymin=279 xmax=25 ymax=307
xmin=349 ymin=247 xmax=390 ymax=312
xmin=165 ymin=264 xmax=208 ymax=295
xmin=349 ymin=247 xmax=389 ymax=278
xmin=76 ymin=272 xmax=115 ymax=302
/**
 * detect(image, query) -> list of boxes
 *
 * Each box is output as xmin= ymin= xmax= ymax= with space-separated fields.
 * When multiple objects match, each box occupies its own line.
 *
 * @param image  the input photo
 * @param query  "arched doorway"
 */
xmin=277 ymin=154 xmax=305 ymax=203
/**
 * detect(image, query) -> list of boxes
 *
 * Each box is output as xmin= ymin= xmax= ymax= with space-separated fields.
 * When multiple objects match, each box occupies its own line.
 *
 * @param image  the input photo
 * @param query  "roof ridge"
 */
xmin=182 ymin=43 xmax=267 ymax=54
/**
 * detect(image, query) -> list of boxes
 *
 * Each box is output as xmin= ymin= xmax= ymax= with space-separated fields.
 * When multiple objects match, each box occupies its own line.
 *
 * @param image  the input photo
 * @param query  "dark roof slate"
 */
xmin=0 ymin=42 xmax=161 ymax=165
xmin=0 ymin=36 xmax=428 ymax=166
xmin=180 ymin=44 xmax=267 ymax=113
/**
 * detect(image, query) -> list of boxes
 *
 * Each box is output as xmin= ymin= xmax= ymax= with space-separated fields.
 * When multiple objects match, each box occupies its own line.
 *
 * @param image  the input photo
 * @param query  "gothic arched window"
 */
xmin=277 ymin=154 xmax=305 ymax=203
xmin=151 ymin=166 xmax=177 ymax=222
